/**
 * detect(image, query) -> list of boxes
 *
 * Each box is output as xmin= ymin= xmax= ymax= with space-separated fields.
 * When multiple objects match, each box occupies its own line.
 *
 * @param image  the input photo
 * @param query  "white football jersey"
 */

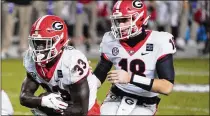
xmin=23 ymin=46 xmax=98 ymax=110
xmin=100 ymin=30 xmax=176 ymax=97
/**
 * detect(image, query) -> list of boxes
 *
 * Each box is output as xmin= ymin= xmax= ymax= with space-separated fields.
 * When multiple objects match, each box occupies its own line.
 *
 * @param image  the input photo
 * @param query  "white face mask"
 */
xmin=28 ymin=35 xmax=60 ymax=63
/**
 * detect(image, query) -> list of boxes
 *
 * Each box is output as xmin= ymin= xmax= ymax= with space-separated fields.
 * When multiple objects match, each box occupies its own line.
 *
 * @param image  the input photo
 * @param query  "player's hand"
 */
xmin=107 ymin=70 xmax=131 ymax=84
xmin=41 ymin=93 xmax=68 ymax=111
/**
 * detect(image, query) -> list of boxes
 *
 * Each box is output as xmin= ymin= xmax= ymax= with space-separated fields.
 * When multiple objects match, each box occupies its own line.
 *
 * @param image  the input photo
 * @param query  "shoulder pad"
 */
xmin=23 ymin=50 xmax=35 ymax=72
xmin=153 ymin=31 xmax=176 ymax=58
xmin=99 ymin=31 xmax=116 ymax=54
xmin=101 ymin=31 xmax=115 ymax=44
xmin=62 ymin=49 xmax=90 ymax=84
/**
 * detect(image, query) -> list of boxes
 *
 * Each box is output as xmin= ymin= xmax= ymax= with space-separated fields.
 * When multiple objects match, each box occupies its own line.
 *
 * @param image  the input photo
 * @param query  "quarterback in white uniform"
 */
xmin=20 ymin=15 xmax=100 ymax=115
xmin=93 ymin=1 xmax=176 ymax=115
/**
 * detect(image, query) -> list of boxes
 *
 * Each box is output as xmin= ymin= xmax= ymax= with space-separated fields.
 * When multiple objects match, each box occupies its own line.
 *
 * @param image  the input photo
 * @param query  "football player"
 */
xmin=93 ymin=0 xmax=176 ymax=115
xmin=19 ymin=15 xmax=100 ymax=115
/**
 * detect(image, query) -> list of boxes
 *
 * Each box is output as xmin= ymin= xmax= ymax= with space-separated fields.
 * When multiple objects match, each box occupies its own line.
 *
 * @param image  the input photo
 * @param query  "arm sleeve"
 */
xmin=156 ymin=54 xmax=175 ymax=84
xmin=94 ymin=32 xmax=113 ymax=84
xmin=93 ymin=54 xmax=113 ymax=84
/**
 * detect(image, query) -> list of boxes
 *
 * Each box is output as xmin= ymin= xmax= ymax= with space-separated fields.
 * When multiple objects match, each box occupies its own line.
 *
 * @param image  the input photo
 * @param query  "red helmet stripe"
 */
xmin=116 ymin=1 xmax=122 ymax=10
xmin=35 ymin=15 xmax=49 ymax=31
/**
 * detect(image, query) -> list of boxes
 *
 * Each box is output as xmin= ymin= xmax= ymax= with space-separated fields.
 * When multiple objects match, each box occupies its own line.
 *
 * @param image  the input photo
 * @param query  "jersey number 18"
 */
xmin=119 ymin=59 xmax=146 ymax=77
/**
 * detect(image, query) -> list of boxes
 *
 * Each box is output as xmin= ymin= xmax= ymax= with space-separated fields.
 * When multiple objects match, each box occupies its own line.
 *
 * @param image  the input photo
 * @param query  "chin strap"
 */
xmin=37 ymin=53 xmax=45 ymax=62
xmin=129 ymin=15 xmax=151 ymax=38
xmin=143 ymin=15 xmax=150 ymax=26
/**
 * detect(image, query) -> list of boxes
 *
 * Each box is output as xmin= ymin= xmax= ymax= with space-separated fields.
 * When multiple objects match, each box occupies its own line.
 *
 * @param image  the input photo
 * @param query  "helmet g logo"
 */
xmin=52 ymin=22 xmax=63 ymax=30
xmin=132 ymin=0 xmax=143 ymax=9
xmin=112 ymin=47 xmax=119 ymax=56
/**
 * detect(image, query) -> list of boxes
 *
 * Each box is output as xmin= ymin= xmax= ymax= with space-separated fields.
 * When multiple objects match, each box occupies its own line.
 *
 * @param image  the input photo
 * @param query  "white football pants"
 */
xmin=100 ymin=92 xmax=157 ymax=115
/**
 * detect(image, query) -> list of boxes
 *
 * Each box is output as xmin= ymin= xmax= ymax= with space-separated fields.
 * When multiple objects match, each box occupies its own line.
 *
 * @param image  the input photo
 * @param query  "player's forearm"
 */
xmin=20 ymin=93 xmax=42 ymax=108
xmin=130 ymin=75 xmax=173 ymax=95
xmin=151 ymin=79 xmax=173 ymax=95
xmin=20 ymin=76 xmax=41 ymax=108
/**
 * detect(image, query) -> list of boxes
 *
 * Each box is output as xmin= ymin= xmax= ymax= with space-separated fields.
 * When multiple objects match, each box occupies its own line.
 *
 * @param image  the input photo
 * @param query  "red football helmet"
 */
xmin=28 ymin=15 xmax=69 ymax=66
xmin=110 ymin=0 xmax=150 ymax=40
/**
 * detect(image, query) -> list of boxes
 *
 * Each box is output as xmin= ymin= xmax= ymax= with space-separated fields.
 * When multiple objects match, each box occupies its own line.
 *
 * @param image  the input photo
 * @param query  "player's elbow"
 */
xmin=163 ymin=84 xmax=173 ymax=95
xmin=19 ymin=94 xmax=26 ymax=106
xmin=154 ymin=79 xmax=173 ymax=95
xmin=161 ymin=80 xmax=173 ymax=95
xmin=19 ymin=93 xmax=30 ymax=107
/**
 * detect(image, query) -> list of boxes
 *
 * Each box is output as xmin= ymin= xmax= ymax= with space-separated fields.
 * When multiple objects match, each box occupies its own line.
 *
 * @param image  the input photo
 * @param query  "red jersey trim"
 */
xmin=87 ymin=100 xmax=100 ymax=115
xmin=119 ymin=30 xmax=152 ymax=56
xmin=35 ymin=54 xmax=62 ymax=81
xmin=157 ymin=54 xmax=167 ymax=61
xmin=102 ymin=53 xmax=110 ymax=61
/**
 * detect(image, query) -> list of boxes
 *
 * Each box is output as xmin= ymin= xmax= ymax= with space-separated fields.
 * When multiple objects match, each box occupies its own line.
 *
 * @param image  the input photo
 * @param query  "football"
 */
xmin=35 ymin=92 xmax=63 ymax=115
xmin=39 ymin=92 xmax=65 ymax=101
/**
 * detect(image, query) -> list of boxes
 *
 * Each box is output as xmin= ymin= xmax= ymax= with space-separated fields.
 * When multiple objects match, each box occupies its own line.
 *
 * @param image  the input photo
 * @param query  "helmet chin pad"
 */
xmin=36 ymin=53 xmax=45 ymax=62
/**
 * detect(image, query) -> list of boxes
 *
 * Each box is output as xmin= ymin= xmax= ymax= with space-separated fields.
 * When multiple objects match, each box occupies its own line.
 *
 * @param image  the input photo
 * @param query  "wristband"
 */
xmin=130 ymin=74 xmax=154 ymax=91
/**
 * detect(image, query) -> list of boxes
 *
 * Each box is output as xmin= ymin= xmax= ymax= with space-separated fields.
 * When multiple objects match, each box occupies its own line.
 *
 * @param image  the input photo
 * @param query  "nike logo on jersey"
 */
xmin=141 ymin=53 xmax=149 ymax=55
